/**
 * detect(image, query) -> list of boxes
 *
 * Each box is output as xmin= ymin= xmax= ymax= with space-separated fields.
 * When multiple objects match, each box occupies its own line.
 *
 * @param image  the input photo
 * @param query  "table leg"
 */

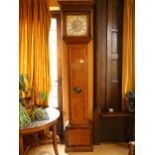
xmin=128 ymin=141 xmax=135 ymax=155
xmin=19 ymin=135 xmax=24 ymax=155
xmin=53 ymin=124 xmax=59 ymax=155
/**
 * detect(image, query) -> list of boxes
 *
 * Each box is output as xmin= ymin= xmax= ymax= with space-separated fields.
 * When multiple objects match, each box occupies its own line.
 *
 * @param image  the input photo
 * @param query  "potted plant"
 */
xmin=19 ymin=74 xmax=34 ymax=115
xmin=19 ymin=102 xmax=31 ymax=128
xmin=31 ymin=91 xmax=48 ymax=121
xmin=19 ymin=74 xmax=48 ymax=128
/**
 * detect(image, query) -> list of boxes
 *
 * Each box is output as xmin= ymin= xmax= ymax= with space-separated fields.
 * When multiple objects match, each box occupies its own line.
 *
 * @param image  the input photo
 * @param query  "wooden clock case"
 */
xmin=58 ymin=0 xmax=94 ymax=152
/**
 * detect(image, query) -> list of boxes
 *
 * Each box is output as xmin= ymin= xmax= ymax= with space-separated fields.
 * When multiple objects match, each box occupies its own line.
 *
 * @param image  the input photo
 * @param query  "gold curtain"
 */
xmin=19 ymin=0 xmax=51 ymax=107
xmin=122 ymin=0 xmax=135 ymax=111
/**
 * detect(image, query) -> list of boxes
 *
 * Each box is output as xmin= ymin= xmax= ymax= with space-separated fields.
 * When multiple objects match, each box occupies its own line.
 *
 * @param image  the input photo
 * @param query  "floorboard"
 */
xmin=27 ymin=143 xmax=129 ymax=155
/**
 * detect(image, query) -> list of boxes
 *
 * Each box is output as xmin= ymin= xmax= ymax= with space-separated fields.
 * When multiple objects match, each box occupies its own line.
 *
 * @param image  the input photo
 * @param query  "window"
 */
xmin=49 ymin=18 xmax=58 ymax=108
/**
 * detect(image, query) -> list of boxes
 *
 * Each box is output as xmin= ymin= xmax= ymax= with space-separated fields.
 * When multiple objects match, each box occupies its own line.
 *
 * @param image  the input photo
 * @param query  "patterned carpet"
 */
xmin=28 ymin=143 xmax=129 ymax=155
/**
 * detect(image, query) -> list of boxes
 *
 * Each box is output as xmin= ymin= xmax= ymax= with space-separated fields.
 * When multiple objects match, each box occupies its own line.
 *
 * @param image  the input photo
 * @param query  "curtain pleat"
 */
xmin=19 ymin=0 xmax=51 ymax=107
xmin=122 ymin=0 xmax=135 ymax=111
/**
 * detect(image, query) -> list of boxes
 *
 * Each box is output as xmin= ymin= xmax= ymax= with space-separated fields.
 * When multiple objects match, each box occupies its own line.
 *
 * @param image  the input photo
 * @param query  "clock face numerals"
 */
xmin=66 ymin=15 xmax=88 ymax=36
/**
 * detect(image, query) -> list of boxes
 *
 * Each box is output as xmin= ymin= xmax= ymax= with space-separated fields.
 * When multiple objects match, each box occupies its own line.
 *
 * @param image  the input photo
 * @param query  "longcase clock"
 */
xmin=58 ymin=0 xmax=94 ymax=152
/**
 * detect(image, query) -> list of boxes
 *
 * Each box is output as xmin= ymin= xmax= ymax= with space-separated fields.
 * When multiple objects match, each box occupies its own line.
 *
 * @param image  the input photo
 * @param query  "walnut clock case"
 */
xmin=58 ymin=0 xmax=94 ymax=152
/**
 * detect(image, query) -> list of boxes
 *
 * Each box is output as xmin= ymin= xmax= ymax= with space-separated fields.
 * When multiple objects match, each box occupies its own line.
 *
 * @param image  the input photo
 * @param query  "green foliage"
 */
xmin=19 ymin=74 xmax=25 ymax=91
xmin=19 ymin=74 xmax=47 ymax=106
xmin=19 ymin=103 xmax=31 ymax=128
xmin=19 ymin=74 xmax=33 ymax=106
xmin=31 ymin=107 xmax=46 ymax=121
xmin=19 ymin=74 xmax=48 ymax=128
xmin=39 ymin=91 xmax=47 ymax=101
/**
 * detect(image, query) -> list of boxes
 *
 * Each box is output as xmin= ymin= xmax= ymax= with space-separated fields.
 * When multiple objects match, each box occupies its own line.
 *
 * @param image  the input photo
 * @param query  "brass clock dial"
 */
xmin=66 ymin=15 xmax=88 ymax=36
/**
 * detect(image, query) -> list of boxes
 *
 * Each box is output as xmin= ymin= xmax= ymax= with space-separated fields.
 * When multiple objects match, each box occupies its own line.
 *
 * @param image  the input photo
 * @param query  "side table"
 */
xmin=19 ymin=107 xmax=60 ymax=155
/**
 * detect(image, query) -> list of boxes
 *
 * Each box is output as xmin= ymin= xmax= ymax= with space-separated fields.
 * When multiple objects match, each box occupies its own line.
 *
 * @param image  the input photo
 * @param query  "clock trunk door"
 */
xmin=68 ymin=44 xmax=89 ymax=125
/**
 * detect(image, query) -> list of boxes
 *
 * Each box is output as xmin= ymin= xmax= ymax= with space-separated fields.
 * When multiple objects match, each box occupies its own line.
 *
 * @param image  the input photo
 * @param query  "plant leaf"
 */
xmin=39 ymin=91 xmax=46 ymax=101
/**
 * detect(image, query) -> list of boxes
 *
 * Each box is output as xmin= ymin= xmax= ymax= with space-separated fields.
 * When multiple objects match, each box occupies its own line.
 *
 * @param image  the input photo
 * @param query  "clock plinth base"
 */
xmin=65 ymin=123 xmax=93 ymax=152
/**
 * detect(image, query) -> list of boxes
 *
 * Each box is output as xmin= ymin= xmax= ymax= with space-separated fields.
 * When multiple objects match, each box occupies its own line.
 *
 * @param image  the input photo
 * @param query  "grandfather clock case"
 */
xmin=58 ymin=0 xmax=94 ymax=152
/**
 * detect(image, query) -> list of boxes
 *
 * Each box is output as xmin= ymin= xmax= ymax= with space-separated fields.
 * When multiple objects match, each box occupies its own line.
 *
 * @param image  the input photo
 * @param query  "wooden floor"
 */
xmin=28 ymin=143 xmax=129 ymax=155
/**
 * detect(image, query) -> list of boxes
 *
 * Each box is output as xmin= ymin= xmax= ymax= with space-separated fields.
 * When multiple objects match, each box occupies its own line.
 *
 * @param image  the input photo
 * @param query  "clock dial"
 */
xmin=66 ymin=15 xmax=88 ymax=36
